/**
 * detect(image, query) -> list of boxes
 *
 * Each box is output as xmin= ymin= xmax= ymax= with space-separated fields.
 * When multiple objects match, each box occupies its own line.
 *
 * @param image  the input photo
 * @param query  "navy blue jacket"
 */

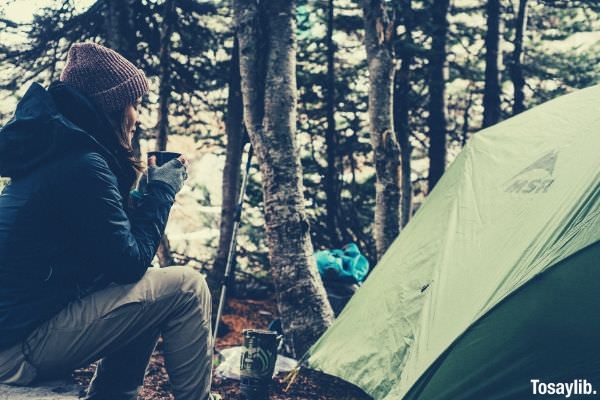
xmin=0 ymin=82 xmax=176 ymax=351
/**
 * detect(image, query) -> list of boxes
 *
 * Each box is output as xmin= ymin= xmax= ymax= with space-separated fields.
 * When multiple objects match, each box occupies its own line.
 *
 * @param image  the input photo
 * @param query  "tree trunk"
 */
xmin=234 ymin=0 xmax=334 ymax=357
xmin=427 ymin=0 xmax=449 ymax=192
xmin=105 ymin=0 xmax=137 ymax=60
xmin=156 ymin=0 xmax=176 ymax=152
xmin=156 ymin=235 xmax=174 ymax=267
xmin=394 ymin=0 xmax=414 ymax=228
xmin=511 ymin=0 xmax=528 ymax=115
xmin=208 ymin=37 xmax=244 ymax=301
xmin=324 ymin=0 xmax=341 ymax=247
xmin=155 ymin=0 xmax=177 ymax=268
xmin=362 ymin=0 xmax=400 ymax=259
xmin=105 ymin=0 xmax=142 ymax=153
xmin=483 ymin=0 xmax=502 ymax=128
xmin=462 ymin=88 xmax=474 ymax=147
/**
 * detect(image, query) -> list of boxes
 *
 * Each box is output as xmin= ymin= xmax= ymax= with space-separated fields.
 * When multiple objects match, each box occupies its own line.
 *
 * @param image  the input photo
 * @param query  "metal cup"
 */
xmin=239 ymin=329 xmax=282 ymax=400
xmin=147 ymin=151 xmax=182 ymax=167
xmin=145 ymin=151 xmax=183 ymax=186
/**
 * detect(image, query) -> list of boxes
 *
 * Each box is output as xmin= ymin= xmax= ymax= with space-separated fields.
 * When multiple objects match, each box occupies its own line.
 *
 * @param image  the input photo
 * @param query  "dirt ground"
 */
xmin=73 ymin=298 xmax=371 ymax=399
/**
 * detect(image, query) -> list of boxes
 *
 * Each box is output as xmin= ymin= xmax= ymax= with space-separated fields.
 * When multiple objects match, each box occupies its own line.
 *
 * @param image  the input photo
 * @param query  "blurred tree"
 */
xmin=234 ymin=0 xmax=334 ymax=357
xmin=445 ymin=2 xmax=486 ymax=146
xmin=104 ymin=0 xmax=144 ymax=155
xmin=427 ymin=0 xmax=450 ymax=192
xmin=324 ymin=0 xmax=342 ymax=247
xmin=509 ymin=0 xmax=529 ymax=115
xmin=483 ymin=0 xmax=502 ymax=127
xmin=156 ymin=0 xmax=176 ymax=152
xmin=393 ymin=0 xmax=417 ymax=228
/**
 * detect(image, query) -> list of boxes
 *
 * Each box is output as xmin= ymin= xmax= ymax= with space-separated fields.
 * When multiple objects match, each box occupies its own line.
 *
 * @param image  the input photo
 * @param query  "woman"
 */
xmin=0 ymin=42 xmax=217 ymax=400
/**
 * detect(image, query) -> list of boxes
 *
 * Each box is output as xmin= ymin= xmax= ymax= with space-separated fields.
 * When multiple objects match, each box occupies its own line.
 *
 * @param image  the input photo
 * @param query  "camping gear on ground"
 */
xmin=214 ymin=346 xmax=296 ymax=381
xmin=239 ymin=329 xmax=282 ymax=400
xmin=315 ymin=242 xmax=369 ymax=284
xmin=147 ymin=150 xmax=182 ymax=166
xmin=213 ymin=143 xmax=254 ymax=345
xmin=315 ymin=243 xmax=368 ymax=315
xmin=303 ymin=85 xmax=600 ymax=399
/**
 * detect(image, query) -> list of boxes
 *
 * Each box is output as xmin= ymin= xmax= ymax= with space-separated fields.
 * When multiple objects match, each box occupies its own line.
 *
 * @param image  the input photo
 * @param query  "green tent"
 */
xmin=305 ymin=85 xmax=600 ymax=399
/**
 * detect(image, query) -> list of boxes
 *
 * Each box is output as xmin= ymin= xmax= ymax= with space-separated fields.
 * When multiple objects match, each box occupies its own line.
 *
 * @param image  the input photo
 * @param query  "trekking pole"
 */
xmin=213 ymin=142 xmax=254 ymax=346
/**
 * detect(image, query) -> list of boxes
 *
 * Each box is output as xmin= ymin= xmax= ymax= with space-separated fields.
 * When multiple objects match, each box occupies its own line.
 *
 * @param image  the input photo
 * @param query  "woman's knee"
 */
xmin=140 ymin=267 xmax=211 ymax=304
xmin=177 ymin=267 xmax=211 ymax=301
xmin=166 ymin=267 xmax=211 ymax=303
xmin=162 ymin=267 xmax=212 ymax=323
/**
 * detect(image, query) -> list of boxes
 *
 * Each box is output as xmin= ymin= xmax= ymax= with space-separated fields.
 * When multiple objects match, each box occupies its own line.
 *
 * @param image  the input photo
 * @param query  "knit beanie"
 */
xmin=60 ymin=42 xmax=149 ymax=112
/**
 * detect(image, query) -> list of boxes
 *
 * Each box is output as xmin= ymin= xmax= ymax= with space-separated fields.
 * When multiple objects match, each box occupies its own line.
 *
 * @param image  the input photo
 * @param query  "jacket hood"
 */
xmin=0 ymin=81 xmax=137 ymax=198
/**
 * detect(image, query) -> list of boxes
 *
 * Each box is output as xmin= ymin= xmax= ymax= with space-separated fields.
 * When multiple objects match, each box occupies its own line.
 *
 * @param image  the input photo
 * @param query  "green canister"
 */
xmin=239 ymin=329 xmax=281 ymax=400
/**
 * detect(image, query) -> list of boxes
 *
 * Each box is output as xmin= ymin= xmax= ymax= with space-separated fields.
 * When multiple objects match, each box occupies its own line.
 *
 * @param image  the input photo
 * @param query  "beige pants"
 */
xmin=0 ymin=266 xmax=213 ymax=400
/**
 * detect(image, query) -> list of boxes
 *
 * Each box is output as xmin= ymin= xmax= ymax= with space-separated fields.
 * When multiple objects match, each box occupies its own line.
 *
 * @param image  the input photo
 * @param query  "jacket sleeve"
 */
xmin=63 ymin=152 xmax=176 ymax=284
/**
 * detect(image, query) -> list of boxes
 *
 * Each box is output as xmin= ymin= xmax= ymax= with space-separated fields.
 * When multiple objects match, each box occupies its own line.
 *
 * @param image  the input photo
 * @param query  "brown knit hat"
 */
xmin=60 ymin=42 xmax=149 ymax=112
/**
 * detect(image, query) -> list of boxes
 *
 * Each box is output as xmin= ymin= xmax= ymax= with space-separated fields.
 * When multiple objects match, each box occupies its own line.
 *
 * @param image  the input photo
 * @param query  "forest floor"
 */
xmin=73 ymin=297 xmax=371 ymax=399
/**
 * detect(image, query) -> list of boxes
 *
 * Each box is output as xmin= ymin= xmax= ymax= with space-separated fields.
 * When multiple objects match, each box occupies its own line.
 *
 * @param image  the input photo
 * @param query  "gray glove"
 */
xmin=147 ymin=157 xmax=188 ymax=194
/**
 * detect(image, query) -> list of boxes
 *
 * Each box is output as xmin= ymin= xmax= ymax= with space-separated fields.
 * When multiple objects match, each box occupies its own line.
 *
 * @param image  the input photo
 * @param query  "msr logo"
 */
xmin=504 ymin=150 xmax=557 ymax=194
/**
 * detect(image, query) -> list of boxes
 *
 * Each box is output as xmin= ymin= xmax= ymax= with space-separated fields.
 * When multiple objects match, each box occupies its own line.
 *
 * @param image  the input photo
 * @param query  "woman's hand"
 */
xmin=147 ymin=155 xmax=189 ymax=194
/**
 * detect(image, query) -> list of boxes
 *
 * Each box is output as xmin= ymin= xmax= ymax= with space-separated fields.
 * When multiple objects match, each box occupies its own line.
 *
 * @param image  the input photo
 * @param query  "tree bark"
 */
xmin=394 ymin=0 xmax=414 ymax=228
xmin=156 ymin=0 xmax=176 ymax=152
xmin=209 ymin=37 xmax=244 ymax=300
xmin=324 ymin=0 xmax=342 ymax=247
xmin=234 ymin=0 xmax=334 ymax=357
xmin=362 ymin=0 xmax=401 ymax=259
xmin=483 ymin=0 xmax=502 ymax=128
xmin=105 ymin=0 xmax=142 ymax=154
xmin=156 ymin=235 xmax=174 ymax=267
xmin=104 ymin=0 xmax=137 ymax=61
xmin=462 ymin=87 xmax=474 ymax=147
xmin=511 ymin=0 xmax=528 ymax=115
xmin=427 ymin=0 xmax=449 ymax=192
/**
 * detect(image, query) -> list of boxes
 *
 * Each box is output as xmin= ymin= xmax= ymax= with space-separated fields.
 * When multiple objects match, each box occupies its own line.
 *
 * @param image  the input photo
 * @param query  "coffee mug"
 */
xmin=147 ymin=151 xmax=182 ymax=167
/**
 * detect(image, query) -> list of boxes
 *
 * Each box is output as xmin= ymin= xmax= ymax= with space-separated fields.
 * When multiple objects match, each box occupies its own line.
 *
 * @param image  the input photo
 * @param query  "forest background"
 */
xmin=0 ymin=0 xmax=599 ymax=358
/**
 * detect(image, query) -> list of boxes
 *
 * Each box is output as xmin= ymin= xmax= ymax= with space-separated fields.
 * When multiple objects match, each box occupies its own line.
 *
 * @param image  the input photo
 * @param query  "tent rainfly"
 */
xmin=305 ymin=85 xmax=600 ymax=399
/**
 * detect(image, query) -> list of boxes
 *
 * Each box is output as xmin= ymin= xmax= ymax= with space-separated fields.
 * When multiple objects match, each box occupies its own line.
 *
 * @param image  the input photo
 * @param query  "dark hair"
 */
xmin=105 ymin=106 xmax=144 ymax=175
